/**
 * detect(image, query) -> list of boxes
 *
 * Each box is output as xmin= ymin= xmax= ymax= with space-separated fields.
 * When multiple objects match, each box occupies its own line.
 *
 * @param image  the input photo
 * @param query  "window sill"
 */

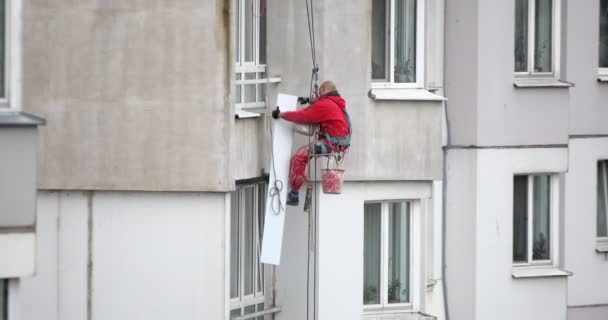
xmin=235 ymin=109 xmax=261 ymax=119
xmin=0 ymin=111 xmax=46 ymax=127
xmin=368 ymin=88 xmax=447 ymax=102
xmin=363 ymin=311 xmax=435 ymax=320
xmin=511 ymin=266 xmax=572 ymax=279
xmin=513 ymin=78 xmax=575 ymax=88
xmin=597 ymin=75 xmax=608 ymax=82
xmin=596 ymin=238 xmax=608 ymax=252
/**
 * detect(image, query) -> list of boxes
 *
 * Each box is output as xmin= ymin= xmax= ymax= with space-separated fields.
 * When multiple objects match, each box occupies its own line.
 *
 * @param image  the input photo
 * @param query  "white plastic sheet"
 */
xmin=260 ymin=94 xmax=298 ymax=265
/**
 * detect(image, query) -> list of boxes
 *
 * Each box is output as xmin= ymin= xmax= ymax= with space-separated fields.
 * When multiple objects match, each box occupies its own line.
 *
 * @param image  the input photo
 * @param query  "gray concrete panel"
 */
xmin=566 ymin=0 xmax=608 ymax=136
xmin=0 ymin=128 xmax=38 ymax=226
xmin=22 ymin=0 xmax=234 ymax=191
xmin=268 ymin=0 xmax=444 ymax=181
xmin=476 ymin=0 xmax=569 ymax=146
xmin=568 ymin=305 xmax=608 ymax=320
xmin=444 ymin=0 xmax=479 ymax=146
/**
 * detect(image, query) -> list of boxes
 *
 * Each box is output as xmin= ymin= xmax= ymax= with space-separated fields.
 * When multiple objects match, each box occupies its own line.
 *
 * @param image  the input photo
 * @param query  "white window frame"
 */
xmin=371 ymin=0 xmax=425 ymax=90
xmin=0 ymin=0 xmax=20 ymax=110
xmin=600 ymin=0 xmax=608 ymax=77
xmin=597 ymin=160 xmax=608 ymax=251
xmin=514 ymin=0 xmax=562 ymax=79
xmin=512 ymin=174 xmax=560 ymax=268
xmin=363 ymin=200 xmax=422 ymax=315
xmin=229 ymin=182 xmax=269 ymax=318
xmin=235 ymin=0 xmax=269 ymax=111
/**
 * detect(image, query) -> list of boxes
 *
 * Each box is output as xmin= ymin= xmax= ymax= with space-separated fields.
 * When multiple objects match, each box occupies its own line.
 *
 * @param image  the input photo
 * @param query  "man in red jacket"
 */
xmin=272 ymin=81 xmax=351 ymax=206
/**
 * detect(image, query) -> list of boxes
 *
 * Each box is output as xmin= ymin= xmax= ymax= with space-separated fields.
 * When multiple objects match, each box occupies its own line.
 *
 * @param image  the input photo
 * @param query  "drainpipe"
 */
xmin=441 ymin=1 xmax=451 ymax=318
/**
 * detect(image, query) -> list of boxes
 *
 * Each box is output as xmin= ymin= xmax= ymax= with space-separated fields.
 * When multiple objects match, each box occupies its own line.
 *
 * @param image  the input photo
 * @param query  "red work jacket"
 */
xmin=280 ymin=94 xmax=349 ymax=140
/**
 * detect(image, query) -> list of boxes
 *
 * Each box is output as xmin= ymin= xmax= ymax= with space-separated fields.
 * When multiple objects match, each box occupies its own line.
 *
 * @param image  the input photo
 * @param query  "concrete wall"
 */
xmin=565 ymin=1 xmax=608 ymax=136
xmin=20 ymin=191 xmax=227 ymax=320
xmin=314 ymin=181 xmax=434 ymax=319
xmin=568 ymin=305 xmax=608 ymax=320
xmin=268 ymin=0 xmax=444 ymax=181
xmin=444 ymin=149 xmax=477 ymax=320
xmin=0 ymin=127 xmax=38 ymax=226
xmin=564 ymin=138 xmax=608 ymax=309
xmin=22 ymin=0 xmax=235 ymax=192
xmin=446 ymin=147 xmax=570 ymax=320
xmin=475 ymin=147 xmax=568 ymax=320
xmin=445 ymin=0 xmax=570 ymax=147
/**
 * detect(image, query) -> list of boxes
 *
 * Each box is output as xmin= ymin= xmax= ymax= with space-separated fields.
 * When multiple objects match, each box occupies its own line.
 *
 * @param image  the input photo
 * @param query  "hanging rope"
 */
xmin=268 ymin=126 xmax=284 ymax=215
xmin=304 ymin=1 xmax=319 ymax=319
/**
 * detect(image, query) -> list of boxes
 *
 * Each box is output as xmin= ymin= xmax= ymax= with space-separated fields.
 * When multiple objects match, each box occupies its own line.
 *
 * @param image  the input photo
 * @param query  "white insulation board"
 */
xmin=260 ymin=93 xmax=297 ymax=265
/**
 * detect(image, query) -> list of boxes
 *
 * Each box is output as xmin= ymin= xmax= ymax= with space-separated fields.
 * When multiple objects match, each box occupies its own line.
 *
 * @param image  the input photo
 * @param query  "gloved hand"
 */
xmin=271 ymin=106 xmax=281 ymax=119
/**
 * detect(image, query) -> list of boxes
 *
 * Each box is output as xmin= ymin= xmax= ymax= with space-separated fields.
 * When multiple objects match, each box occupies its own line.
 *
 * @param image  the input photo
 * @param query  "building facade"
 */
xmin=444 ymin=1 xmax=608 ymax=320
xmin=1 ymin=0 xmax=606 ymax=320
xmin=3 ymin=0 xmax=446 ymax=320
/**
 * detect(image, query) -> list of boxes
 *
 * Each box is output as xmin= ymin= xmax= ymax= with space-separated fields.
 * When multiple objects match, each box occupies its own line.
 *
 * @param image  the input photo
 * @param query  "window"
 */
xmin=600 ymin=0 xmax=608 ymax=76
xmin=1 ymin=280 xmax=7 ymax=320
xmin=230 ymin=181 xmax=269 ymax=319
xmin=513 ymin=175 xmax=557 ymax=265
xmin=235 ymin=0 xmax=268 ymax=110
xmin=0 ymin=0 xmax=8 ymax=106
xmin=514 ymin=0 xmax=560 ymax=77
xmin=371 ymin=0 xmax=424 ymax=88
xmin=597 ymin=161 xmax=608 ymax=239
xmin=364 ymin=201 xmax=420 ymax=311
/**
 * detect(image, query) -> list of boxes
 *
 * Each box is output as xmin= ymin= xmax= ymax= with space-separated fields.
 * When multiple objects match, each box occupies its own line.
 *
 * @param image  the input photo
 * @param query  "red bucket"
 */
xmin=321 ymin=168 xmax=344 ymax=194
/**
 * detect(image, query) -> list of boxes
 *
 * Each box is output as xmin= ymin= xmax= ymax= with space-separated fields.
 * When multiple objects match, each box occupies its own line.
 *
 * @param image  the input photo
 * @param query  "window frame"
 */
xmin=512 ymin=174 xmax=560 ymax=268
xmin=229 ymin=182 xmax=269 ymax=317
xmin=371 ymin=0 xmax=425 ymax=90
xmin=513 ymin=0 xmax=562 ymax=79
xmin=0 ymin=0 xmax=11 ymax=109
xmin=363 ymin=200 xmax=422 ymax=315
xmin=600 ymin=0 xmax=608 ymax=76
xmin=234 ymin=0 xmax=268 ymax=111
xmin=597 ymin=160 xmax=608 ymax=245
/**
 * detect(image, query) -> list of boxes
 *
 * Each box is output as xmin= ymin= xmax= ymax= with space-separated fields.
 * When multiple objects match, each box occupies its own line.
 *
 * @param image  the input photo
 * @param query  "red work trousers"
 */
xmin=289 ymin=144 xmax=314 ymax=191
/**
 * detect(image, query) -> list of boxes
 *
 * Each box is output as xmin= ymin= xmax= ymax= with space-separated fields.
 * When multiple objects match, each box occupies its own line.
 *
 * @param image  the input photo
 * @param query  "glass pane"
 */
xmin=236 ymin=74 xmax=242 ymax=104
xmin=244 ymin=73 xmax=256 ymax=103
xmin=372 ymin=0 xmax=389 ymax=81
xmin=513 ymin=176 xmax=528 ymax=263
xmin=600 ymin=0 xmax=608 ymax=68
xmin=230 ymin=191 xmax=240 ymax=299
xmin=0 ymin=280 xmax=6 ymax=320
xmin=257 ymin=183 xmax=267 ymax=293
xmin=363 ymin=203 xmax=381 ymax=305
xmin=534 ymin=0 xmax=552 ymax=72
xmin=394 ymin=0 xmax=417 ymax=83
xmin=256 ymin=303 xmax=265 ymax=320
xmin=244 ymin=187 xmax=255 ymax=295
xmin=514 ymin=0 xmax=529 ymax=72
xmin=244 ymin=0 xmax=254 ymax=62
xmin=259 ymin=0 xmax=266 ymax=64
xmin=388 ymin=202 xmax=410 ymax=304
xmin=235 ymin=0 xmax=240 ymax=63
xmin=598 ymin=162 xmax=608 ymax=237
xmin=244 ymin=305 xmax=256 ymax=316
xmin=533 ymin=176 xmax=551 ymax=261
xmin=257 ymin=72 xmax=267 ymax=103
xmin=230 ymin=308 xmax=242 ymax=319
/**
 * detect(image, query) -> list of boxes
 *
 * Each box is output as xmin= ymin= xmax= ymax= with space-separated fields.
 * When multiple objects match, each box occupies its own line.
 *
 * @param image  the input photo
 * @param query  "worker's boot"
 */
xmin=286 ymin=190 xmax=299 ymax=206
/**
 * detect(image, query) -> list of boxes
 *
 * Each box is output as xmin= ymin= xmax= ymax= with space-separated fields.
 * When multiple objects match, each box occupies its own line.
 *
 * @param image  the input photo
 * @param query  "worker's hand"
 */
xmin=297 ymin=97 xmax=310 ymax=105
xmin=310 ymin=93 xmax=319 ymax=104
xmin=271 ymin=106 xmax=281 ymax=119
